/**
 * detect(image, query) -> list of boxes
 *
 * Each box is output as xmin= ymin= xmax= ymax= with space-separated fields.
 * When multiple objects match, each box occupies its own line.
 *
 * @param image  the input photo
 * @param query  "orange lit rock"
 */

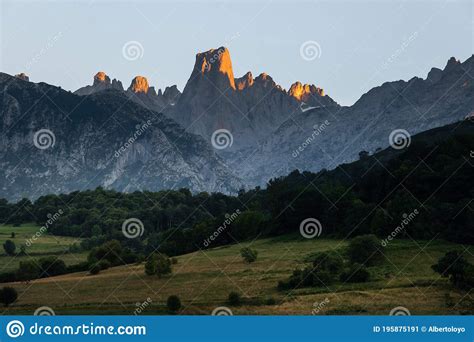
xmin=288 ymin=82 xmax=324 ymax=101
xmin=129 ymin=76 xmax=149 ymax=94
xmin=236 ymin=72 xmax=254 ymax=90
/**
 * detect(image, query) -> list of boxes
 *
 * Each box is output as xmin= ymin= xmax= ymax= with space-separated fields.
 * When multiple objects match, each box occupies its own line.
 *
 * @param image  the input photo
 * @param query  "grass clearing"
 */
xmin=0 ymin=234 xmax=472 ymax=315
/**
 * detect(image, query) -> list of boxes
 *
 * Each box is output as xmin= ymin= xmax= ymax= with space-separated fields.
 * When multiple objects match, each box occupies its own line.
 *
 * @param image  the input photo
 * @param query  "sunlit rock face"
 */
xmin=170 ymin=47 xmax=339 ymax=150
xmin=128 ymin=76 xmax=149 ymax=94
xmin=75 ymin=71 xmax=124 ymax=95
xmin=0 ymin=72 xmax=242 ymax=201
xmin=288 ymin=82 xmax=324 ymax=100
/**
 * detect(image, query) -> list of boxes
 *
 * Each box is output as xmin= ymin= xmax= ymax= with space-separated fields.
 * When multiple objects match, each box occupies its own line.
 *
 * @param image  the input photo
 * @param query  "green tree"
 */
xmin=0 ymin=287 xmax=18 ymax=307
xmin=432 ymin=251 xmax=471 ymax=287
xmin=38 ymin=257 xmax=67 ymax=277
xmin=240 ymin=247 xmax=258 ymax=264
xmin=166 ymin=295 xmax=181 ymax=313
xmin=347 ymin=234 xmax=384 ymax=266
xmin=144 ymin=257 xmax=157 ymax=276
xmin=17 ymin=260 xmax=40 ymax=281
xmin=228 ymin=291 xmax=241 ymax=306
xmin=3 ymin=240 xmax=16 ymax=256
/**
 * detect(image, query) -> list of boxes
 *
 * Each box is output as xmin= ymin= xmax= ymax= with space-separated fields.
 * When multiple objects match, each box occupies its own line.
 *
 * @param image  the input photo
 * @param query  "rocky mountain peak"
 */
xmin=288 ymin=82 xmax=324 ymax=101
xmin=129 ymin=76 xmax=149 ymax=94
xmin=444 ymin=57 xmax=461 ymax=71
xmin=15 ymin=73 xmax=29 ymax=82
xmin=193 ymin=46 xmax=236 ymax=89
xmin=93 ymin=71 xmax=110 ymax=85
xmin=236 ymin=72 xmax=254 ymax=90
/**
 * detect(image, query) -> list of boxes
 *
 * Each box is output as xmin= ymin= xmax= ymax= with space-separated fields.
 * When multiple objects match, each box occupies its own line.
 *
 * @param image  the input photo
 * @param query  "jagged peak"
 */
xmin=444 ymin=56 xmax=461 ymax=71
xmin=15 ymin=73 xmax=29 ymax=82
xmin=236 ymin=71 xmax=254 ymax=90
xmin=194 ymin=46 xmax=235 ymax=89
xmin=128 ymin=76 xmax=149 ymax=94
xmin=93 ymin=71 xmax=110 ymax=85
xmin=288 ymin=82 xmax=324 ymax=101
xmin=254 ymin=73 xmax=276 ymax=88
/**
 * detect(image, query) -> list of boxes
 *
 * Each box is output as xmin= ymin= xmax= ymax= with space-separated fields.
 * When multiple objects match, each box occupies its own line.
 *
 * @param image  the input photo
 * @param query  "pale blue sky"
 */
xmin=1 ymin=0 xmax=472 ymax=105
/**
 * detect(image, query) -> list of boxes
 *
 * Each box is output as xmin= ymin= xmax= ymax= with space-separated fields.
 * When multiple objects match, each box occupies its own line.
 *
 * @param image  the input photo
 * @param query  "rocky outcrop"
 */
xmin=0 ymin=72 xmax=241 ymax=201
xmin=75 ymin=71 xmax=124 ymax=95
xmin=15 ymin=73 xmax=29 ymax=82
xmin=128 ymin=76 xmax=149 ymax=94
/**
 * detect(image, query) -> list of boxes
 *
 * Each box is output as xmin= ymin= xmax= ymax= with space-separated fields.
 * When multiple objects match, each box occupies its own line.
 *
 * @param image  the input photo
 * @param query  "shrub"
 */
xmin=89 ymin=264 xmax=101 ymax=275
xmin=38 ymin=257 xmax=67 ymax=277
xmin=339 ymin=264 xmax=370 ymax=283
xmin=347 ymin=234 xmax=384 ymax=266
xmin=166 ymin=295 xmax=181 ymax=313
xmin=171 ymin=258 xmax=178 ymax=264
xmin=17 ymin=260 xmax=40 ymax=281
xmin=145 ymin=253 xmax=172 ymax=277
xmin=145 ymin=257 xmax=157 ymax=276
xmin=228 ymin=291 xmax=242 ymax=306
xmin=432 ymin=251 xmax=473 ymax=289
xmin=0 ymin=287 xmax=17 ymax=307
xmin=3 ymin=240 xmax=16 ymax=256
xmin=240 ymin=247 xmax=258 ymax=264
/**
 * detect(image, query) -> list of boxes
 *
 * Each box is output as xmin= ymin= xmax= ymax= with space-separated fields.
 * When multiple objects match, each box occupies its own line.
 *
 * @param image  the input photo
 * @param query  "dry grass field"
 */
xmin=1 ymin=232 xmax=472 ymax=315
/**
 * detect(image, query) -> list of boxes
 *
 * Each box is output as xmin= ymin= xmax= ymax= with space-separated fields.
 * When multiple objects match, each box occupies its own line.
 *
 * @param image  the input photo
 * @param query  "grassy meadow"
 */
xmin=0 ymin=229 xmax=472 ymax=315
xmin=0 ymin=224 xmax=87 ymax=273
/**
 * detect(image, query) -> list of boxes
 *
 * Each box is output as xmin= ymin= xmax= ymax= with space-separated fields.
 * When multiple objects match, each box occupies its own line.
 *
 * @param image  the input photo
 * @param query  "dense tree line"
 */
xmin=0 ymin=124 xmax=472 ymax=263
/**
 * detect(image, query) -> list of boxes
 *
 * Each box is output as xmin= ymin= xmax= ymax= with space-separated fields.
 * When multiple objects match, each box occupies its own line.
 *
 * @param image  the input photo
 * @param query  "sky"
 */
xmin=0 ymin=0 xmax=472 ymax=105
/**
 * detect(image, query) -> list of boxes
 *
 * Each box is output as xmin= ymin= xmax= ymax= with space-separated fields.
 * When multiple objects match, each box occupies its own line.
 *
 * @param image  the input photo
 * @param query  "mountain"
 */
xmin=0 ymin=72 xmax=242 ymax=201
xmin=231 ymin=55 xmax=474 ymax=186
xmin=169 ymin=47 xmax=339 ymax=150
xmin=75 ymin=72 xmax=181 ymax=112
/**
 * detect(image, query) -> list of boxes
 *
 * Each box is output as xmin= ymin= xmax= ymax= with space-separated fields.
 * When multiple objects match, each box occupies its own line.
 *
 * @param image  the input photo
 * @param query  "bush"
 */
xmin=347 ymin=235 xmax=384 ymax=266
xmin=171 ymin=258 xmax=178 ymax=264
xmin=89 ymin=264 xmax=101 ymax=275
xmin=38 ymin=257 xmax=67 ymax=277
xmin=3 ymin=240 xmax=16 ymax=256
xmin=228 ymin=291 xmax=242 ymax=306
xmin=0 ymin=287 xmax=18 ymax=307
xmin=339 ymin=264 xmax=370 ymax=283
xmin=166 ymin=295 xmax=181 ymax=313
xmin=432 ymin=251 xmax=473 ymax=289
xmin=145 ymin=253 xmax=172 ymax=277
xmin=17 ymin=260 xmax=40 ymax=281
xmin=240 ymin=247 xmax=258 ymax=264
xmin=98 ymin=260 xmax=111 ymax=270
